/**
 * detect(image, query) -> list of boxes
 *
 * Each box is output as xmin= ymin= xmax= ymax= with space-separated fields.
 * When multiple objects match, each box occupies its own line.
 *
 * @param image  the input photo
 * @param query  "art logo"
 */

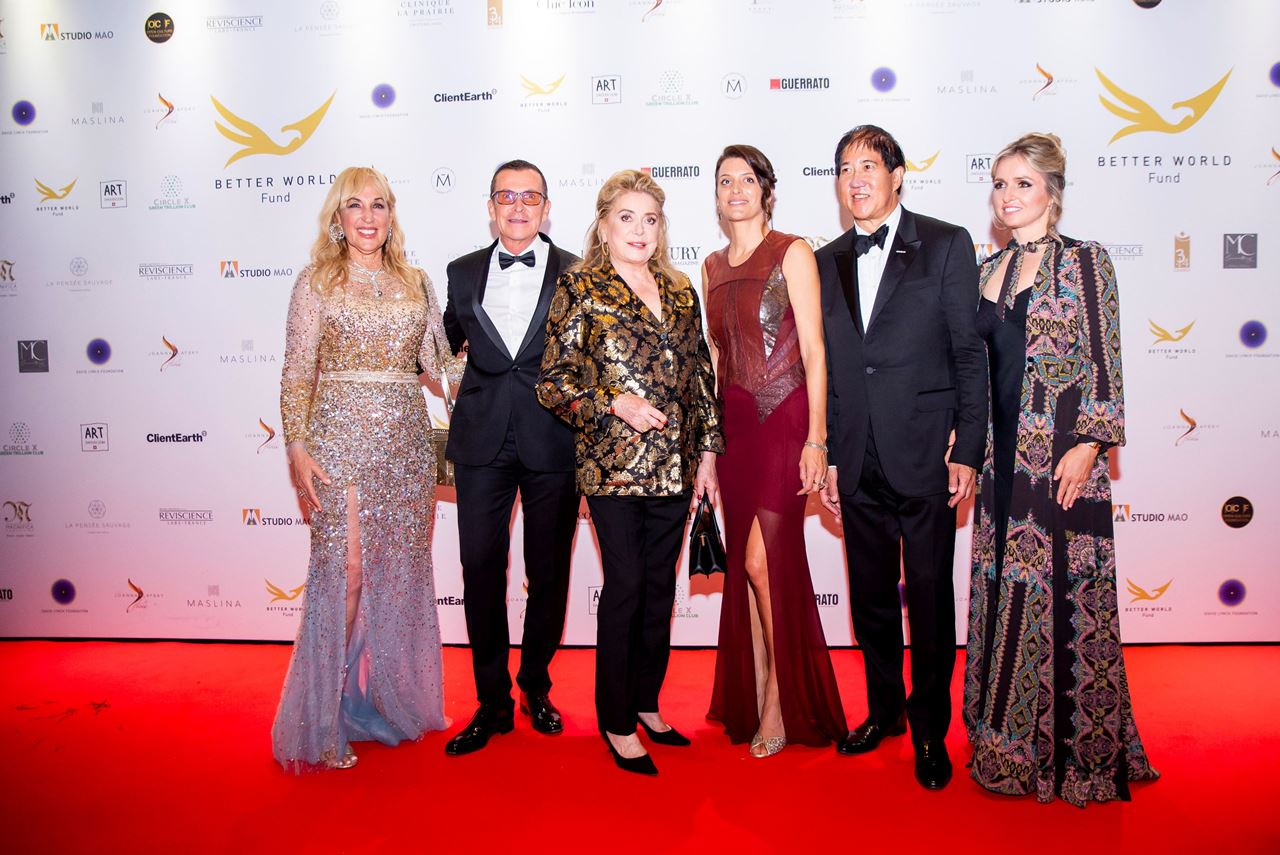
xmin=1149 ymin=319 xmax=1193 ymax=344
xmin=100 ymin=180 xmax=127 ymax=208
xmin=592 ymin=75 xmax=621 ymax=105
xmin=210 ymin=92 xmax=335 ymax=167
xmin=722 ymin=73 xmax=746 ymax=99
xmin=144 ymin=12 xmax=174 ymax=43
xmin=266 ymin=579 xmax=305 ymax=602
xmin=966 ymin=153 xmax=994 ymax=183
xmin=36 ymin=177 xmax=76 ymax=201
xmin=81 ymin=422 xmax=109 ymax=451
xmin=1217 ymin=579 xmax=1246 ymax=607
xmin=18 ymin=339 xmax=49 ymax=373
xmin=1096 ymin=68 xmax=1231 ymax=143
xmin=1221 ymin=496 xmax=1253 ymax=529
xmin=3 ymin=500 xmax=33 ymax=537
xmin=1223 ymin=233 xmax=1257 ymax=269
xmin=588 ymin=584 xmax=602 ymax=615
xmin=1126 ymin=579 xmax=1171 ymax=603
xmin=1173 ymin=232 xmax=1190 ymax=270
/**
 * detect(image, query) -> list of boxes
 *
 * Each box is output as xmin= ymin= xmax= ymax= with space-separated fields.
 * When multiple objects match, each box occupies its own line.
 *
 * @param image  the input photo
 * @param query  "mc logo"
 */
xmin=210 ymin=92 xmax=336 ymax=168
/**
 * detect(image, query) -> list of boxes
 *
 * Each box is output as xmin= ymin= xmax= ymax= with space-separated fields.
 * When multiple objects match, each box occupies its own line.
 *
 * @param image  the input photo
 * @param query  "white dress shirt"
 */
xmin=483 ymin=238 xmax=547 ymax=356
xmin=855 ymin=203 xmax=903 ymax=331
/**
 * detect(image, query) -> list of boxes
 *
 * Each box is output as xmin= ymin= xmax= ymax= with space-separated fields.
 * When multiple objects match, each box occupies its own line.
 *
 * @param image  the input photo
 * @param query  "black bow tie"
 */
xmin=498 ymin=250 xmax=535 ymax=270
xmin=854 ymin=224 xmax=889 ymax=257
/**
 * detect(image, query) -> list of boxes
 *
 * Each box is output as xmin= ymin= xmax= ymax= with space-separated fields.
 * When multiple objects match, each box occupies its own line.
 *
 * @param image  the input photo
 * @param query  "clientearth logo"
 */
xmin=210 ymin=92 xmax=336 ymax=167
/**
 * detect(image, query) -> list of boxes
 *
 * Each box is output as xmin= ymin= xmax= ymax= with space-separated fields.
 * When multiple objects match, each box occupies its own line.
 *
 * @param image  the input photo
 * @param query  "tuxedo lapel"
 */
xmin=470 ymin=240 xmax=512 ymax=359
xmin=834 ymin=235 xmax=864 ymax=338
xmin=866 ymin=208 xmax=920 ymax=332
xmin=513 ymin=235 xmax=562 ymax=360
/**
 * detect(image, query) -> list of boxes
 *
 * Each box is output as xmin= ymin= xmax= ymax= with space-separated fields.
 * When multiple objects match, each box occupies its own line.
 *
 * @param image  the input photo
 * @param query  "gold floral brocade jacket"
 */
xmin=537 ymin=265 xmax=724 ymax=497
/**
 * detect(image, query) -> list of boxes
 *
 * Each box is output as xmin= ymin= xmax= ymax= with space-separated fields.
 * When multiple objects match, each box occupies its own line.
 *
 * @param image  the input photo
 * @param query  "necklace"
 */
xmin=348 ymin=261 xmax=387 ymax=297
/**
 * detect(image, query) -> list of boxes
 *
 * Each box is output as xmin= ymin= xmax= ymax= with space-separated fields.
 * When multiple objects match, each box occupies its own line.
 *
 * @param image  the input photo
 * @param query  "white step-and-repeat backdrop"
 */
xmin=1 ymin=1 xmax=1276 ymax=644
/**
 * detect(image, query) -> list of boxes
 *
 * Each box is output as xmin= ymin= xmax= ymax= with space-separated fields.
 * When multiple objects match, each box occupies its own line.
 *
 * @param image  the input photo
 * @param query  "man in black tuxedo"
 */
xmin=441 ymin=159 xmax=580 ymax=755
xmin=815 ymin=126 xmax=987 ymax=789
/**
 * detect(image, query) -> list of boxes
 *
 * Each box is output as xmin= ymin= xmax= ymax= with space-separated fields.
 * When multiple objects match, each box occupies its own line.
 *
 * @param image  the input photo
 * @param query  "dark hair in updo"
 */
xmin=715 ymin=144 xmax=778 ymax=220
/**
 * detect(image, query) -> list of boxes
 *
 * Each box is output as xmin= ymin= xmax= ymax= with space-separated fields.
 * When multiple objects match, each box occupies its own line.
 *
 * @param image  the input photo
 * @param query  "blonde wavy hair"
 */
xmin=991 ymin=132 xmax=1067 ymax=233
xmin=574 ymin=169 xmax=681 ymax=283
xmin=309 ymin=166 xmax=424 ymax=301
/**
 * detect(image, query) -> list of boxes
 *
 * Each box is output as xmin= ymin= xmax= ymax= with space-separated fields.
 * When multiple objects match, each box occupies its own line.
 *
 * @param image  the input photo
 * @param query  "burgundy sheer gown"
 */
xmin=705 ymin=230 xmax=846 ymax=746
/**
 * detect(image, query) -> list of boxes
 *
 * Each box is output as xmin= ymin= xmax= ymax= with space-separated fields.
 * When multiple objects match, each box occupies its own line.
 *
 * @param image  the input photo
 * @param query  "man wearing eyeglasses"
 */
xmin=441 ymin=159 xmax=582 ymax=756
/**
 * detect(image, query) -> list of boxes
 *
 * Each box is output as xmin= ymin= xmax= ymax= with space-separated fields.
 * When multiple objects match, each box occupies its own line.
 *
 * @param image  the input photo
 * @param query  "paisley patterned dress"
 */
xmin=272 ymin=264 xmax=463 ymax=772
xmin=962 ymin=238 xmax=1158 ymax=805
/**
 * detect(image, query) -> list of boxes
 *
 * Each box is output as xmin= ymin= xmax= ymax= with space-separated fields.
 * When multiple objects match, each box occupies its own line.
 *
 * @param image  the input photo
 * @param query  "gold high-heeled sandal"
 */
xmin=327 ymin=749 xmax=358 ymax=770
xmin=750 ymin=735 xmax=786 ymax=758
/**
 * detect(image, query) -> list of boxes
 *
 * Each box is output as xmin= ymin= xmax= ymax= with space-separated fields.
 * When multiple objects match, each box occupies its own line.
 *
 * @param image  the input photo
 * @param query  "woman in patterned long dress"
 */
xmin=703 ymin=146 xmax=845 ymax=757
xmin=962 ymin=134 xmax=1158 ymax=805
xmin=272 ymin=166 xmax=463 ymax=771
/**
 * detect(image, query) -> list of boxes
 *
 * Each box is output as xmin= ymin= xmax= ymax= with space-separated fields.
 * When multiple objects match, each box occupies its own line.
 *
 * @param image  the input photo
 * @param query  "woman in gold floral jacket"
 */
xmin=538 ymin=169 xmax=722 ymax=775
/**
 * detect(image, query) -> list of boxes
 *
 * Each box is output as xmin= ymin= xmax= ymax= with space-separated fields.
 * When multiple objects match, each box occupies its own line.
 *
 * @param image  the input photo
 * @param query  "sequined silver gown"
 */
xmin=272 ymin=264 xmax=462 ymax=771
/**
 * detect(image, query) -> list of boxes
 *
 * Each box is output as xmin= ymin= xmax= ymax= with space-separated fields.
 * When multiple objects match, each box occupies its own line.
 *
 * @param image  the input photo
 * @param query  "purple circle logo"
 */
xmin=1270 ymin=62 xmax=1280 ymax=88
xmin=1218 ymin=578 xmax=1246 ymax=607
xmin=1240 ymin=320 xmax=1266 ymax=349
xmin=871 ymin=67 xmax=896 ymax=93
xmin=87 ymin=338 xmax=112 ymax=365
xmin=52 ymin=579 xmax=76 ymax=605
xmin=12 ymin=100 xmax=36 ymax=126
xmin=372 ymin=84 xmax=396 ymax=109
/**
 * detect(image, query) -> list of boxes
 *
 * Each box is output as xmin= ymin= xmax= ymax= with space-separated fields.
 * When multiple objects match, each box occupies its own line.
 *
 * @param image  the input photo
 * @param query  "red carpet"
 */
xmin=1 ymin=642 xmax=1275 ymax=854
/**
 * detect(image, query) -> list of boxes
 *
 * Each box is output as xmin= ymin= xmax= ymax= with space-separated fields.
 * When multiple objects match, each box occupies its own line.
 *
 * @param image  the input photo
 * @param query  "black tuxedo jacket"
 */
xmin=816 ymin=207 xmax=987 ymax=497
xmin=442 ymin=233 xmax=579 ymax=471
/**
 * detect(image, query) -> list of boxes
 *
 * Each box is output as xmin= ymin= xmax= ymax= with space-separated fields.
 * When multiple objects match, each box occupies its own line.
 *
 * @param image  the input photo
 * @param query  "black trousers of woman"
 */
xmin=587 ymin=492 xmax=690 ymax=735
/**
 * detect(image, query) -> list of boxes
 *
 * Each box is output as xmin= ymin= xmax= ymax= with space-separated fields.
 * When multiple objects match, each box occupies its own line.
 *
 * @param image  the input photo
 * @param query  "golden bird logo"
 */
xmin=257 ymin=418 xmax=276 ymax=454
xmin=210 ymin=92 xmax=335 ymax=168
xmin=906 ymin=151 xmax=940 ymax=172
xmin=1176 ymin=409 xmax=1198 ymax=446
xmin=35 ymin=177 xmax=76 ymax=201
xmin=265 ymin=579 xmax=305 ymax=603
xmin=156 ymin=92 xmax=175 ymax=129
xmin=1096 ymin=68 xmax=1232 ymax=144
xmin=160 ymin=335 xmax=179 ymax=371
xmin=127 ymin=579 xmax=144 ymax=612
xmin=520 ymin=75 xmax=566 ymax=98
xmin=1126 ymin=578 xmax=1172 ymax=603
xmin=1148 ymin=319 xmax=1194 ymax=344
xmin=1033 ymin=64 xmax=1054 ymax=100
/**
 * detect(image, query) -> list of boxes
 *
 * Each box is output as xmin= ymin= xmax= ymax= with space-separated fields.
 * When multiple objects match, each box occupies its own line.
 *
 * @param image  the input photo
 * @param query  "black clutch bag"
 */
xmin=688 ymin=494 xmax=726 ymax=577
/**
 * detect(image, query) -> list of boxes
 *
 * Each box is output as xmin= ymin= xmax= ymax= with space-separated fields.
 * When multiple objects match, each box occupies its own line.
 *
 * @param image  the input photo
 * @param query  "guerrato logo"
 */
xmin=210 ymin=92 xmax=335 ymax=167
xmin=1096 ymin=67 xmax=1232 ymax=143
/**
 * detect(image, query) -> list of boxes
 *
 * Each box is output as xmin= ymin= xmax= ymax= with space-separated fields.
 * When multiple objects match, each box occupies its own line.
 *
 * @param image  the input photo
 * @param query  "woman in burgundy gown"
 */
xmin=704 ymin=145 xmax=846 ymax=757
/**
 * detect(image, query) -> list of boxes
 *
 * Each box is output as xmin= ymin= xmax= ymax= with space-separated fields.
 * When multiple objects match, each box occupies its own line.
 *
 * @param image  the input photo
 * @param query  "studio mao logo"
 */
xmin=35 ymin=177 xmax=79 ymax=215
xmin=211 ymin=92 xmax=335 ymax=167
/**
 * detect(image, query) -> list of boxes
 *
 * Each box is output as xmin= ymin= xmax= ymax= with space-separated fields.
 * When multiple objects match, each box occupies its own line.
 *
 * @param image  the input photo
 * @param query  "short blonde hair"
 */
xmin=992 ymin=132 xmax=1067 ymax=231
xmin=575 ymin=169 xmax=681 ymax=284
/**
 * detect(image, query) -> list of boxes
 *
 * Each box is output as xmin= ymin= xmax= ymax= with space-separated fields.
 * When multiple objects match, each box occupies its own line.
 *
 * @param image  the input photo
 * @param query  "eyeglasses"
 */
xmin=490 ymin=190 xmax=547 ymax=206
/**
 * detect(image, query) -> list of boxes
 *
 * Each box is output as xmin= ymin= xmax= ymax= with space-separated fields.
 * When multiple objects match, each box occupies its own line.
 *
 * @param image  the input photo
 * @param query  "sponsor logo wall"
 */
xmin=0 ymin=2 xmax=1274 ymax=643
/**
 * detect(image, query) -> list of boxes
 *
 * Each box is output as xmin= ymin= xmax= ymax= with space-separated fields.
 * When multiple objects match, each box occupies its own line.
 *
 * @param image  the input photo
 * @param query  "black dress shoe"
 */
xmin=601 ymin=729 xmax=658 ymax=776
xmin=914 ymin=740 xmax=953 ymax=790
xmin=444 ymin=704 xmax=514 ymax=756
xmin=639 ymin=717 xmax=692 ymax=747
xmin=836 ymin=713 xmax=907 ymax=755
xmin=519 ymin=692 xmax=563 ymax=735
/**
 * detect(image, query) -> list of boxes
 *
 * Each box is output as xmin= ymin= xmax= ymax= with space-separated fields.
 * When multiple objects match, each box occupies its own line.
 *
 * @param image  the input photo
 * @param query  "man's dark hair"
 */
xmin=832 ymin=125 xmax=906 ymax=195
xmin=489 ymin=159 xmax=548 ymax=197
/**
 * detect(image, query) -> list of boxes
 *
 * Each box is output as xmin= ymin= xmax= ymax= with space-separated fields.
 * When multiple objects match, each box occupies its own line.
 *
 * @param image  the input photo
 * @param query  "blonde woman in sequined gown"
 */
xmin=272 ymin=166 xmax=463 ymax=772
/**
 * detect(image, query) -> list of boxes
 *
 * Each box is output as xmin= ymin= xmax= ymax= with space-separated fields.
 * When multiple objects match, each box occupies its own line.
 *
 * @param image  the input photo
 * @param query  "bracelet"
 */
xmin=804 ymin=441 xmax=828 ymax=453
